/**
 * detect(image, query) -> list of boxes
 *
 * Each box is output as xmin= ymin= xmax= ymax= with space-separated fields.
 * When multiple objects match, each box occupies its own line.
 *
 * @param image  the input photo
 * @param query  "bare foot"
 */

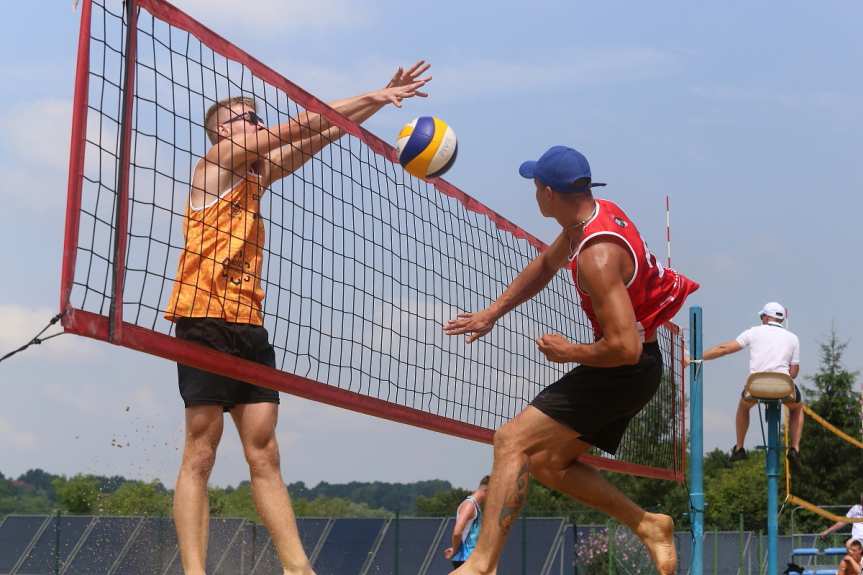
xmin=637 ymin=513 xmax=677 ymax=575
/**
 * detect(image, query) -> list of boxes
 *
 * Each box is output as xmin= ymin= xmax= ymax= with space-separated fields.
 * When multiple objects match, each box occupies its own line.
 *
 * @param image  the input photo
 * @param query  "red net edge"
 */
xmin=59 ymin=0 xmax=685 ymax=483
xmin=134 ymin=0 xmax=548 ymax=254
xmin=60 ymin=0 xmax=93 ymax=313
xmin=62 ymin=308 xmax=680 ymax=483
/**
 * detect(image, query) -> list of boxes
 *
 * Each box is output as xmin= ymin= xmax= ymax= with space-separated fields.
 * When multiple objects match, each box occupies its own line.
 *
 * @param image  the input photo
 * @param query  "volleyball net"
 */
xmin=61 ymin=0 xmax=685 ymax=481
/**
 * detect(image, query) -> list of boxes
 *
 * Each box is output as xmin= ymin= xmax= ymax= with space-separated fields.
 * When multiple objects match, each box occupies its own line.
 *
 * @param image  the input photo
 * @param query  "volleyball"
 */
xmin=395 ymin=116 xmax=458 ymax=179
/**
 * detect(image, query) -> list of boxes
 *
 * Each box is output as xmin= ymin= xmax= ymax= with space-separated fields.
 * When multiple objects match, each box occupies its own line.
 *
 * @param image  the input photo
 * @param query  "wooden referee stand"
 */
xmin=743 ymin=371 xmax=797 ymax=575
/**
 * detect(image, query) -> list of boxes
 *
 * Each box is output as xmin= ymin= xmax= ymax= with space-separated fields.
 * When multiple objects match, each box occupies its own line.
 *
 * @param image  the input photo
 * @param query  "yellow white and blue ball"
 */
xmin=395 ymin=116 xmax=458 ymax=179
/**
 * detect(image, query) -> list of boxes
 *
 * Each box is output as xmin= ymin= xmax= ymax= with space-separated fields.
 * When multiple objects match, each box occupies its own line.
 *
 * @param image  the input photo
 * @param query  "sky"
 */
xmin=1 ymin=0 xmax=862 ymax=492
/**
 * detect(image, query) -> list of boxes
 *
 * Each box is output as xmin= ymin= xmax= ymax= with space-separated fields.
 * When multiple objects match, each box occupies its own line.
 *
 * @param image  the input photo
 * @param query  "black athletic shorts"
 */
xmin=175 ymin=318 xmax=279 ymax=411
xmin=530 ymin=342 xmax=663 ymax=454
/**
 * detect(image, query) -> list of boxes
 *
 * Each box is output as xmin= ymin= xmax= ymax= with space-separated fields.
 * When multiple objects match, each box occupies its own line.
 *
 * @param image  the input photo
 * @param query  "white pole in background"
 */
xmin=666 ymin=195 xmax=672 ymax=268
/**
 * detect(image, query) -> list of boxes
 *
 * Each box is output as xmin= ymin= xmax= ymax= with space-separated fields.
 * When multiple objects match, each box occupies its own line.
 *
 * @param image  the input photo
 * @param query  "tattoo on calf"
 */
xmin=498 ymin=461 xmax=530 ymax=531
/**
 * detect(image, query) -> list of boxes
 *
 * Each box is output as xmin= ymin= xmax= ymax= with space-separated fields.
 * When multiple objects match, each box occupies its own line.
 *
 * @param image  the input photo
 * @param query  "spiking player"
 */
xmin=445 ymin=146 xmax=698 ymax=575
xmin=164 ymin=62 xmax=430 ymax=575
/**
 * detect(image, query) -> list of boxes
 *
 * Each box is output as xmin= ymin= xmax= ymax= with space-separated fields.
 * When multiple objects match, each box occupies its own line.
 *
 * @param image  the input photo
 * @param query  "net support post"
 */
xmin=109 ymin=0 xmax=138 ymax=342
xmin=60 ymin=0 xmax=93 ymax=317
xmin=689 ymin=306 xmax=704 ymax=575
xmin=765 ymin=400 xmax=781 ymax=575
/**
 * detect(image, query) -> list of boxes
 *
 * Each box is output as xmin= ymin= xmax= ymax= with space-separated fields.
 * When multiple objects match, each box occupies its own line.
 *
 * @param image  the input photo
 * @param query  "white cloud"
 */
xmin=271 ymin=48 xmax=677 ymax=105
xmin=173 ymin=0 xmax=371 ymax=35
xmin=690 ymin=85 xmax=857 ymax=114
xmin=0 ymin=99 xmax=72 ymax=212
xmin=0 ymin=416 xmax=37 ymax=450
xmin=0 ymin=99 xmax=71 ymax=171
xmin=430 ymin=48 xmax=679 ymax=101
xmin=0 ymin=305 xmax=101 ymax=362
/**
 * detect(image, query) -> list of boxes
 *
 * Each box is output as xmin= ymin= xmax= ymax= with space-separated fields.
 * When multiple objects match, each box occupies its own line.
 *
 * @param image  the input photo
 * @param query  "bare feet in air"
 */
xmin=637 ymin=512 xmax=677 ymax=575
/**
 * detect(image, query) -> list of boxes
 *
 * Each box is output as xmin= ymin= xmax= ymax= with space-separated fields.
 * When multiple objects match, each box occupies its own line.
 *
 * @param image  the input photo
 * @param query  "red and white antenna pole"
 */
xmin=666 ymin=195 xmax=672 ymax=268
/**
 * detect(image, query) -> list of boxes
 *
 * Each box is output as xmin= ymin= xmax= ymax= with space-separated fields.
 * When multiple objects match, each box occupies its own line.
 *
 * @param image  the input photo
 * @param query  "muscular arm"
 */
xmin=202 ymin=91 xmax=380 ymax=180
xmin=263 ymin=95 xmax=390 ymax=186
xmin=263 ymin=62 xmax=431 ymax=186
xmin=703 ymin=340 xmax=743 ymax=361
xmin=443 ymin=231 xmax=570 ymax=342
xmin=553 ymin=239 xmax=641 ymax=367
xmin=489 ymin=231 xmax=570 ymax=318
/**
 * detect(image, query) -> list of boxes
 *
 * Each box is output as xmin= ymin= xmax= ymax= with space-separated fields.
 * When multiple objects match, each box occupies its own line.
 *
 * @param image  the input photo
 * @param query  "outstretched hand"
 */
xmin=443 ymin=310 xmax=497 ymax=343
xmin=387 ymin=60 xmax=431 ymax=94
xmin=376 ymin=60 xmax=431 ymax=107
xmin=536 ymin=333 xmax=577 ymax=363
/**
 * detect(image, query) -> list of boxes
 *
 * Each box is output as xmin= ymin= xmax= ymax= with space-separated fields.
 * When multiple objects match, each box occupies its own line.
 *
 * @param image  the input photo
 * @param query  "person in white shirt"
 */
xmin=818 ymin=495 xmax=863 ymax=550
xmin=698 ymin=302 xmax=804 ymax=467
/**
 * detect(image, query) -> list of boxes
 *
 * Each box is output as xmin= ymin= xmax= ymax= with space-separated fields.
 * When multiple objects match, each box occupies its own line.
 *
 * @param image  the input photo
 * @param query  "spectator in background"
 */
xmin=444 ymin=476 xmax=490 ymax=569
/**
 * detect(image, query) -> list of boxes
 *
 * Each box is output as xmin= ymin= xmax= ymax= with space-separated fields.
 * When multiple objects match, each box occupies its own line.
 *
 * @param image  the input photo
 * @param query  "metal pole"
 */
xmin=739 ymin=513 xmax=745 ymax=573
xmin=766 ymin=401 xmax=781 ymax=575
xmin=54 ymin=509 xmax=61 ymax=575
xmin=108 ymin=0 xmax=138 ymax=342
xmin=607 ymin=521 xmax=615 ymax=575
xmin=713 ymin=531 xmax=718 ymax=574
xmin=757 ymin=530 xmax=763 ymax=574
xmin=689 ymin=306 xmax=705 ymax=575
xmin=394 ymin=510 xmax=400 ymax=575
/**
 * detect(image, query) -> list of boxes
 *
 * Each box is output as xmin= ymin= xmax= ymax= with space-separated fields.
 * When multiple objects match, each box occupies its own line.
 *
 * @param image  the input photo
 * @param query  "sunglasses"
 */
xmin=224 ymin=111 xmax=263 ymax=126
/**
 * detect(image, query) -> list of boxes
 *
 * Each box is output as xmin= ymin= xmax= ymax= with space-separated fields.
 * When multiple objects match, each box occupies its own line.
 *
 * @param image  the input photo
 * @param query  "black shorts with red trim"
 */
xmin=530 ymin=342 xmax=663 ymax=454
xmin=175 ymin=318 xmax=279 ymax=411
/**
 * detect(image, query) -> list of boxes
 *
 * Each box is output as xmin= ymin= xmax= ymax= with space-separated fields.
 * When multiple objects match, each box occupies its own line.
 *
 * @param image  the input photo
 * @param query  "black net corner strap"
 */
xmin=0 ymin=314 xmax=65 ymax=364
xmin=63 ymin=0 xmax=687 ymax=480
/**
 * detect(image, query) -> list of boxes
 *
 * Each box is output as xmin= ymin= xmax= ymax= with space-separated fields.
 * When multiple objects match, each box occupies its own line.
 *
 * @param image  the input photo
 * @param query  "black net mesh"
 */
xmin=67 ymin=0 xmax=683 ymax=474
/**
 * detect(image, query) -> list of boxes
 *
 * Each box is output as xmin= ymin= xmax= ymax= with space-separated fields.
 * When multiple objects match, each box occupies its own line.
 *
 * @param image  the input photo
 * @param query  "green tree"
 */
xmin=53 ymin=475 xmax=101 ymax=514
xmin=101 ymin=481 xmax=171 ymax=516
xmin=0 ymin=473 xmax=54 ymax=516
xmin=17 ymin=469 xmax=59 ymax=500
xmin=209 ymin=483 xmax=259 ymax=522
xmin=292 ymin=496 xmax=390 ymax=518
xmin=415 ymin=488 xmax=471 ymax=517
xmin=793 ymin=329 xmax=862 ymax=533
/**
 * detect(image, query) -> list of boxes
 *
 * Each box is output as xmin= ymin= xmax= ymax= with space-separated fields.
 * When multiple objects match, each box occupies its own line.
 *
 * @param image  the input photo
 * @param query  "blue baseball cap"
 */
xmin=519 ymin=145 xmax=606 ymax=193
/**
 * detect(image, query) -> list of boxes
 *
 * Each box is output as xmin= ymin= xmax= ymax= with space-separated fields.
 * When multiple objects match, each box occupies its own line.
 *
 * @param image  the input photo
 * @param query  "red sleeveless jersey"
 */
xmin=569 ymin=199 xmax=699 ymax=341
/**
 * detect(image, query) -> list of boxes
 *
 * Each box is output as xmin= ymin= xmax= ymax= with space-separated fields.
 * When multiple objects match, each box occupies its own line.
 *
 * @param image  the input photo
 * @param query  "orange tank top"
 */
xmin=165 ymin=176 xmax=266 ymax=325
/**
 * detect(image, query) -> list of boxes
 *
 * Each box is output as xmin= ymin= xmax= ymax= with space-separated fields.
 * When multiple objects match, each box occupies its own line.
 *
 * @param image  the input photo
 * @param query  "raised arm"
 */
xmin=263 ymin=62 xmax=431 ymax=186
xmin=443 ymin=229 xmax=571 ymax=343
xmin=536 ymin=239 xmax=641 ymax=368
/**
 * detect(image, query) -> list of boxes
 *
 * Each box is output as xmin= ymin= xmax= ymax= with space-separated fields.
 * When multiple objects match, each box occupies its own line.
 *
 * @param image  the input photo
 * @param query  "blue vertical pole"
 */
xmin=766 ymin=401 xmax=780 ymax=575
xmin=689 ymin=306 xmax=704 ymax=575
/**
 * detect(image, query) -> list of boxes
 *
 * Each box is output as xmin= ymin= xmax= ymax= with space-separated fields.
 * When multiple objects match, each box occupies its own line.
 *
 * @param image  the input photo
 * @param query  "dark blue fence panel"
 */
xmin=313 ymin=519 xmax=385 ymax=575
xmin=65 ymin=517 xmax=139 ymax=574
xmin=0 ymin=516 xmax=49 ymax=574
xmin=16 ymin=515 xmax=92 ymax=575
xmin=367 ymin=517 xmax=443 ymax=574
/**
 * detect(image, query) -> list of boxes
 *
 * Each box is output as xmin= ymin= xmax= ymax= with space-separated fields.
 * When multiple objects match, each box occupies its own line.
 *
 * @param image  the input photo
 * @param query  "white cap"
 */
xmin=759 ymin=302 xmax=786 ymax=321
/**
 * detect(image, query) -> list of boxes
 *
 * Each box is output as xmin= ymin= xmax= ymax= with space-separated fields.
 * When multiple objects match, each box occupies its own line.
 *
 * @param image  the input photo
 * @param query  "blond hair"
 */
xmin=204 ymin=96 xmax=257 ymax=144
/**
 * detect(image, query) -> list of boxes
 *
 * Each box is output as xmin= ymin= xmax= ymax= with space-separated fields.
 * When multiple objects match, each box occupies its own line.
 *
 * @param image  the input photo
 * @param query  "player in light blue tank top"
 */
xmin=444 ymin=476 xmax=490 ymax=567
